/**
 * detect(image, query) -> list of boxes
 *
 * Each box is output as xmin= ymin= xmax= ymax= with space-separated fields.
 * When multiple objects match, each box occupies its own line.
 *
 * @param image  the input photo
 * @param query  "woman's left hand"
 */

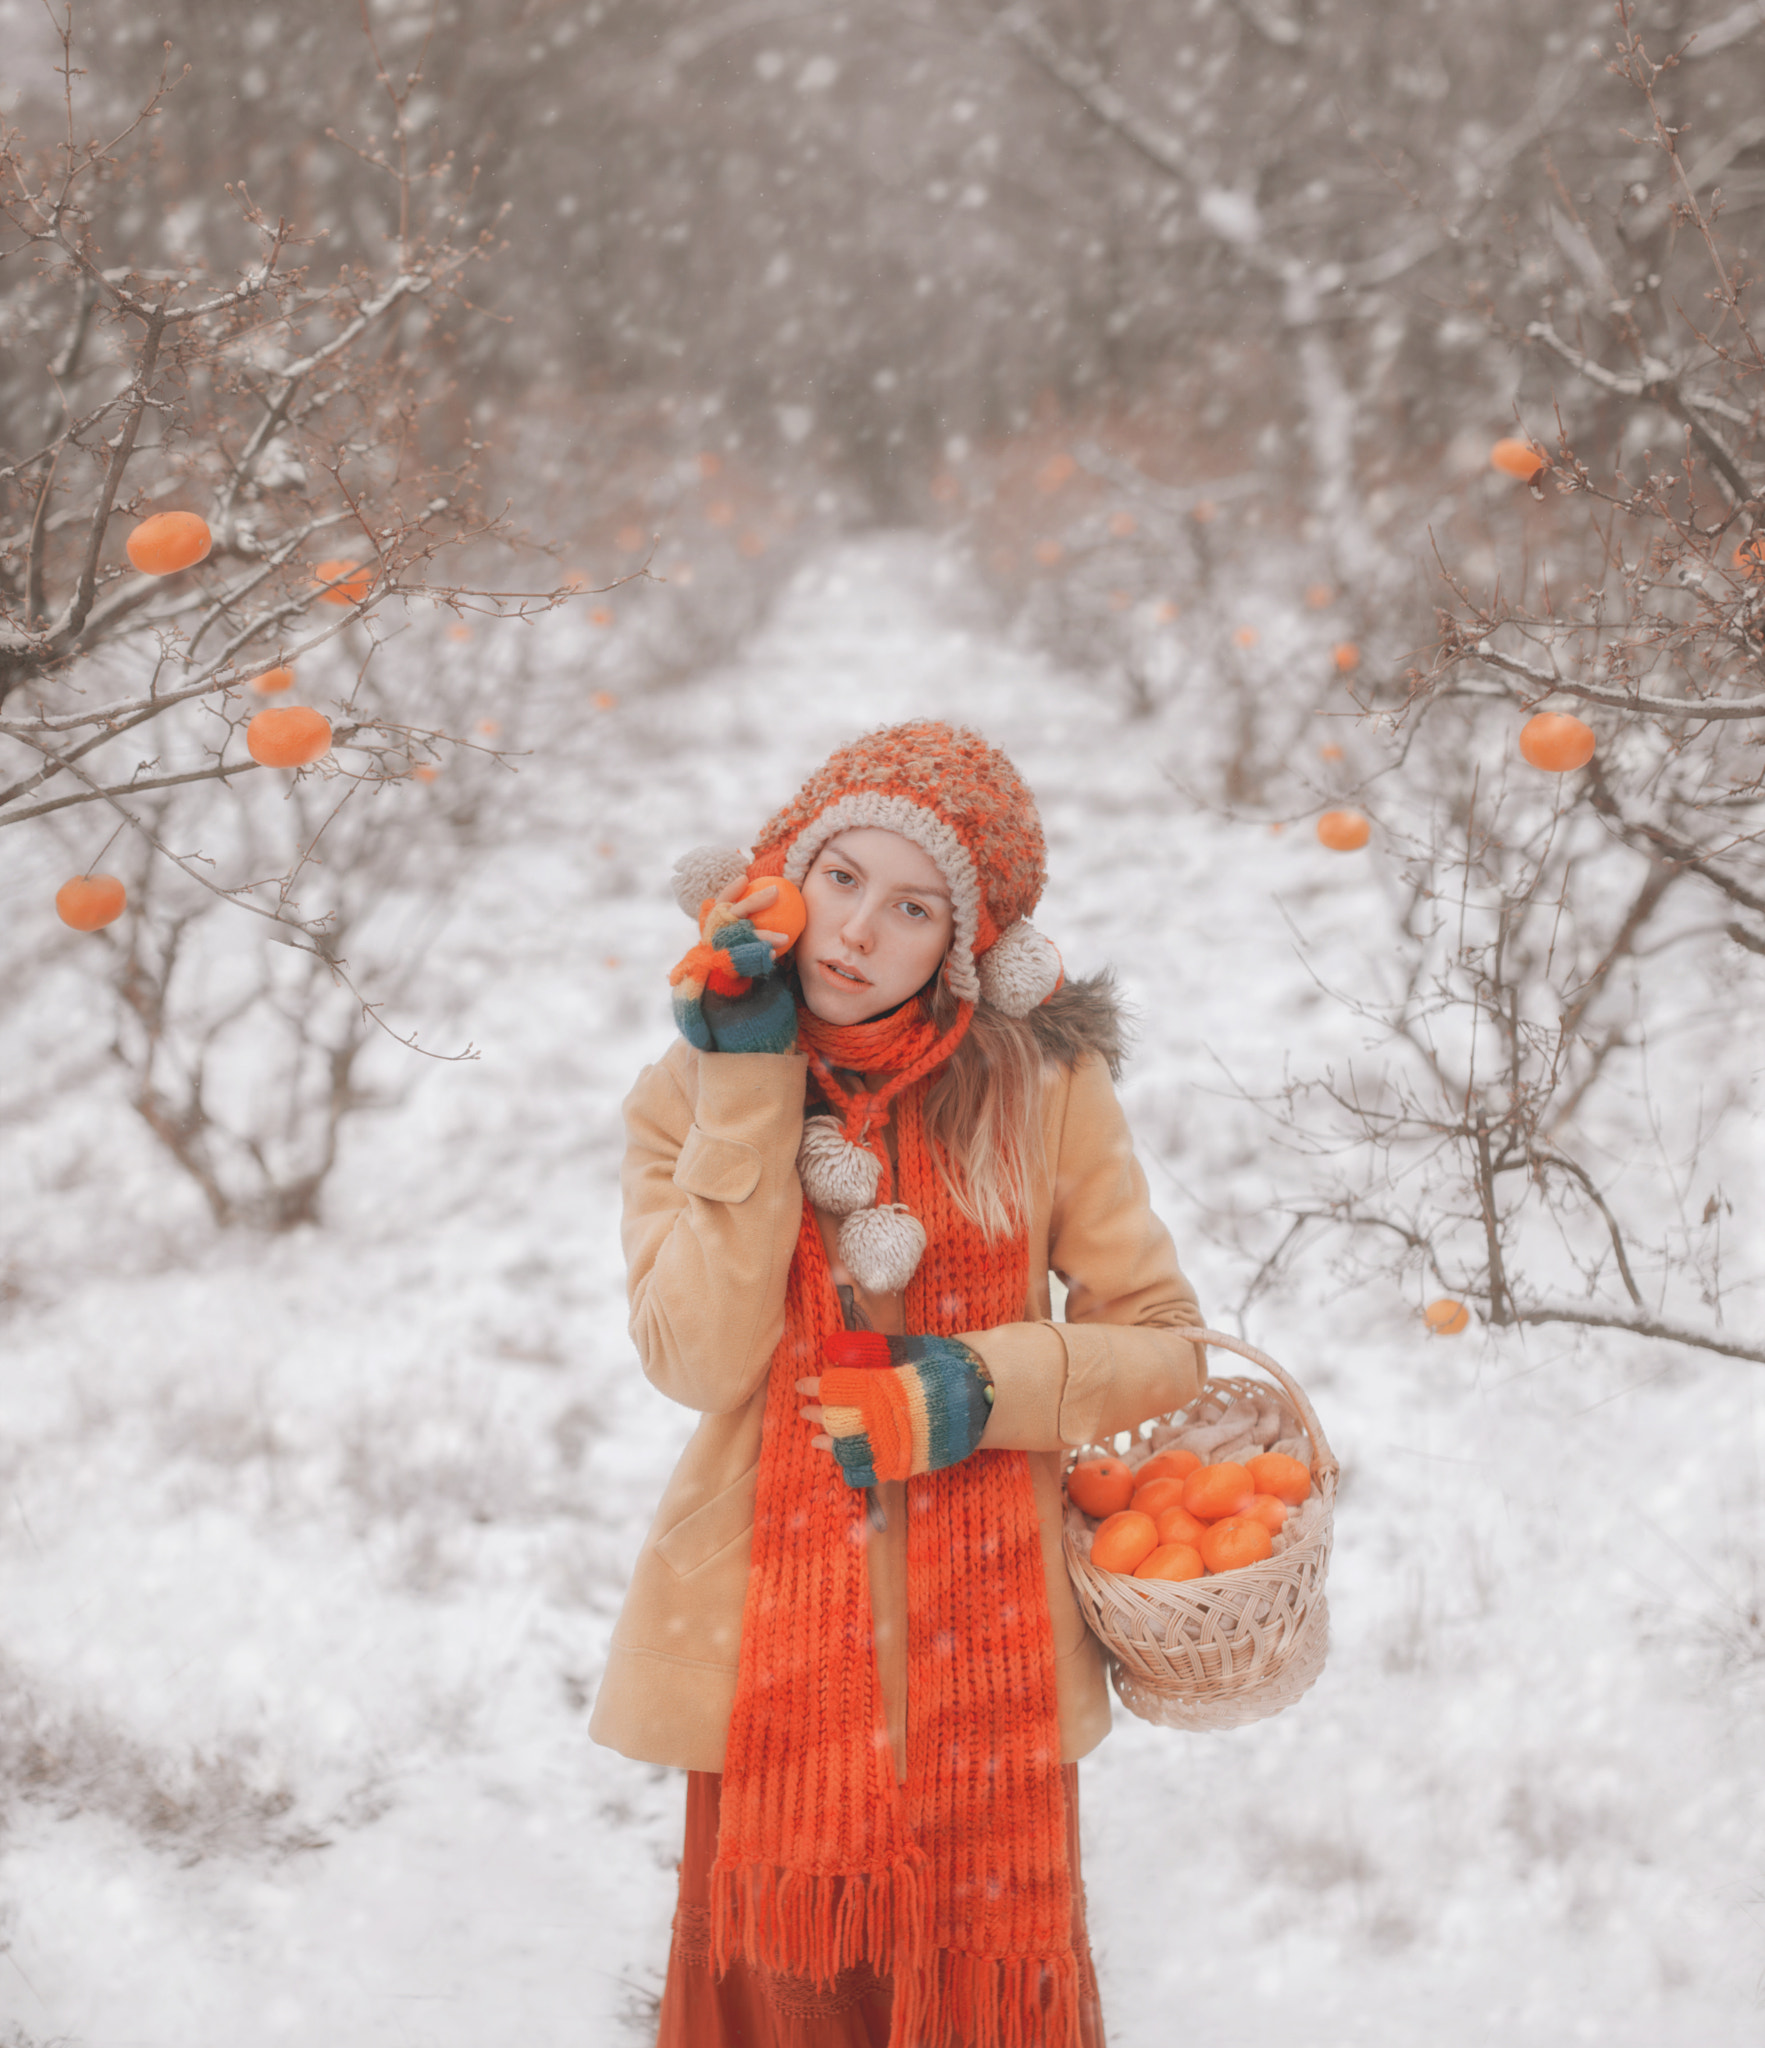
xmin=797 ymin=1332 xmax=995 ymax=1488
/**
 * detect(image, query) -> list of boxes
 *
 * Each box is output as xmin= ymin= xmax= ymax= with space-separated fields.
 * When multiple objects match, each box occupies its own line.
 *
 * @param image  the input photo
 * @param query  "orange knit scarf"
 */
xmin=711 ymin=1002 xmax=1079 ymax=2048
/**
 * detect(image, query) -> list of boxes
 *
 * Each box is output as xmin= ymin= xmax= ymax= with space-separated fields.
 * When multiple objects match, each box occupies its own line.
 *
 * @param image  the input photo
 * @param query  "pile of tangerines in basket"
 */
xmin=1068 ymin=1447 xmax=1313 ymax=1581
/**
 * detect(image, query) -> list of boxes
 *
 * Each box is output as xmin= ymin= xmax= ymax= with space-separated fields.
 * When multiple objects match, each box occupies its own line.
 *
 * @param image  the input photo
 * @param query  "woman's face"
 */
xmin=797 ymin=828 xmax=955 ymax=1023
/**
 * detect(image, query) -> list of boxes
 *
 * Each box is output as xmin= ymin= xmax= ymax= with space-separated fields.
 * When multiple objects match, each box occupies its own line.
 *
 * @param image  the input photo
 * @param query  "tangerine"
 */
xmin=1519 ymin=712 xmax=1595 ymax=772
xmin=247 ymin=706 xmax=332 ymax=768
xmin=1732 ymin=536 xmax=1765 ymax=579
xmin=1424 ymin=1297 xmax=1470 ymax=1335
xmin=1181 ymin=1461 xmax=1255 ymax=1522
xmin=1136 ymin=1448 xmax=1201 ymax=1486
xmin=1199 ymin=1515 xmax=1274 ymax=1572
xmin=1490 ymin=438 xmax=1546 ymax=480
xmin=55 ymin=874 xmax=126 ymax=931
xmin=1242 ymin=1493 xmax=1289 ymax=1535
xmin=1133 ymin=1542 xmax=1205 ymax=1583
xmin=1333 ymin=642 xmax=1360 ymax=673
xmin=1245 ymin=1452 xmax=1311 ymax=1505
xmin=1089 ymin=1509 xmax=1159 ymax=1574
xmin=313 ymin=559 xmax=371 ymax=606
xmin=249 ymin=665 xmax=295 ymax=696
xmin=1153 ymin=1503 xmax=1209 ymax=1547
xmin=126 ymin=511 xmax=211 ymax=575
xmin=741 ymin=876 xmax=807 ymax=951
xmin=1068 ymin=1458 xmax=1136 ymax=1519
xmin=1129 ymin=1475 xmax=1191 ymax=1520
xmin=1316 ymin=809 xmax=1370 ymax=851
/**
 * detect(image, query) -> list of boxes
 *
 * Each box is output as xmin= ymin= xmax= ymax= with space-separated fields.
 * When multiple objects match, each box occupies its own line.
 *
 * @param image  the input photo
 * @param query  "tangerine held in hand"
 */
xmin=1316 ymin=809 xmax=1370 ymax=851
xmin=1246 ymin=1452 xmax=1311 ymax=1505
xmin=1089 ymin=1509 xmax=1159 ymax=1575
xmin=126 ymin=511 xmax=211 ymax=575
xmin=247 ymin=706 xmax=332 ymax=768
xmin=1129 ymin=1475 xmax=1191 ymax=1520
xmin=1519 ymin=712 xmax=1595 ymax=773
xmin=742 ymin=875 xmax=807 ymax=951
xmin=1181 ymin=1461 xmax=1255 ymax=1522
xmin=55 ymin=874 xmax=127 ymax=931
xmin=1135 ymin=1448 xmax=1200 ymax=1486
xmin=1068 ymin=1458 xmax=1136 ymax=1519
xmin=1199 ymin=1515 xmax=1275 ymax=1572
xmin=1154 ymin=1503 xmax=1209 ymax=1547
xmin=1133 ymin=1542 xmax=1206 ymax=1583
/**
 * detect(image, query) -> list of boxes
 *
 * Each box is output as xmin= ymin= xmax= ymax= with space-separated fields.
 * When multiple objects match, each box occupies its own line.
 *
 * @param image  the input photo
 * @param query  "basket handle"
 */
xmin=1178 ymin=1327 xmax=1340 ymax=1486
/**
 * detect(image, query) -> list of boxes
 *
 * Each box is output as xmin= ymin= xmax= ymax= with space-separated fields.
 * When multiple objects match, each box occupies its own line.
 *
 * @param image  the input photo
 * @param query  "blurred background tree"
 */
xmin=5 ymin=0 xmax=1763 ymax=1355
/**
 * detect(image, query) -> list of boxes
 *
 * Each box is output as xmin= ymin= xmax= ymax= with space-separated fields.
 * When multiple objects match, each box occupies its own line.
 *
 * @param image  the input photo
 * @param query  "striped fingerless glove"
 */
xmin=819 ymin=1331 xmax=995 ymax=1488
xmin=668 ymin=896 xmax=797 ymax=1055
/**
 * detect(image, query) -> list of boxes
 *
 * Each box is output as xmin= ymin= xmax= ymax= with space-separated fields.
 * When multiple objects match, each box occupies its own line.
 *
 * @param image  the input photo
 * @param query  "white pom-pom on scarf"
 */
xmin=671 ymin=845 xmax=752 ymax=918
xmin=838 ymin=1204 xmax=928 ymax=1295
xmin=976 ymin=920 xmax=1063 ymax=1017
xmin=796 ymin=1117 xmax=882 ymax=1216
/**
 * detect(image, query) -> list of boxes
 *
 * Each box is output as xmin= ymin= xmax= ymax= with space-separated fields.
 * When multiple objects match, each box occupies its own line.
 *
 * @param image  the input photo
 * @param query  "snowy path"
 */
xmin=2 ymin=534 xmax=1762 ymax=2045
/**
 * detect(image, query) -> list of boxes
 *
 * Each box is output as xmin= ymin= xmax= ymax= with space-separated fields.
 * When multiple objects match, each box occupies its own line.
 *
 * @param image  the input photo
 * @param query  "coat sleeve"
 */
xmin=963 ymin=1051 xmax=1206 ymax=1453
xmin=621 ymin=1043 xmax=810 ymax=1414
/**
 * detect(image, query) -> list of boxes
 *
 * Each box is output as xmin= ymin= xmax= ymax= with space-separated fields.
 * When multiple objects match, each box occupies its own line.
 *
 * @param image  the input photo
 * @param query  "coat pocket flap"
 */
xmin=654 ymin=1464 xmax=760 ymax=1578
xmin=672 ymin=1125 xmax=763 ymax=1204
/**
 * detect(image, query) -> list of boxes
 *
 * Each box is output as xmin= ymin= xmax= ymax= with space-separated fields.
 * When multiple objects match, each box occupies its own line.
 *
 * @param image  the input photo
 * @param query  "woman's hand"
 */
xmin=796 ymin=1332 xmax=995 ymax=1488
xmin=669 ymin=877 xmax=798 ymax=1053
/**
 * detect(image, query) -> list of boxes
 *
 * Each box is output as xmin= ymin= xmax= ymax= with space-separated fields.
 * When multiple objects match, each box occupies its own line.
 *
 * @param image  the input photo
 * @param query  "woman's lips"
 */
xmin=818 ymin=958 xmax=871 ymax=987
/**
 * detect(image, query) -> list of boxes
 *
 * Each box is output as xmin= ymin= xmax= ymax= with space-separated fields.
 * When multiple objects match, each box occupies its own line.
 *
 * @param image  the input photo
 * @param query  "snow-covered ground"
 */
xmin=2 ymin=534 xmax=1762 ymax=2045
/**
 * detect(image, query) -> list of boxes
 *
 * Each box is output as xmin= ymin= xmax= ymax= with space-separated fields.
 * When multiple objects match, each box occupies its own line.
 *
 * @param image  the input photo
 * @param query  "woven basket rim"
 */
xmin=1062 ymin=1329 xmax=1339 ymax=1483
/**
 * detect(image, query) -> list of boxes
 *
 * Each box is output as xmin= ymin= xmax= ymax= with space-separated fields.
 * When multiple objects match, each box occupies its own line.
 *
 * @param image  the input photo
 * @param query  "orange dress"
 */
xmin=656 ymin=1766 xmax=1108 ymax=2048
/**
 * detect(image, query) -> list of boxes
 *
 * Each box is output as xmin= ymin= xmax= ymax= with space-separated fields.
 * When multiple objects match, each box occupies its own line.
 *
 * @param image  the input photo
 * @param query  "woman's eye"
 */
xmin=827 ymin=868 xmax=854 ymax=887
xmin=899 ymin=901 xmax=927 ymax=919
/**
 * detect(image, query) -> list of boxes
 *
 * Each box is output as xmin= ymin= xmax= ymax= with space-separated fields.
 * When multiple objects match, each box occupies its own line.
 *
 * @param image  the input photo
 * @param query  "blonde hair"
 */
xmin=918 ymin=973 xmax=1048 ymax=1241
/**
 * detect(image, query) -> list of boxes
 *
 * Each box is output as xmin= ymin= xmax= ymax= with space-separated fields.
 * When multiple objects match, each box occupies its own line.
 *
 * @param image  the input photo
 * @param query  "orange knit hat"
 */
xmin=671 ymin=719 xmax=1064 ymax=1015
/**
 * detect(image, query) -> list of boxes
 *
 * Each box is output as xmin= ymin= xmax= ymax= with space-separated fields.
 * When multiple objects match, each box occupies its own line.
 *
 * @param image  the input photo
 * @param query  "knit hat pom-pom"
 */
xmin=838 ymin=1204 xmax=928 ymax=1295
xmin=671 ymin=844 xmax=752 ymax=918
xmin=977 ymin=918 xmax=1063 ymax=1017
xmin=797 ymin=1116 xmax=882 ymax=1215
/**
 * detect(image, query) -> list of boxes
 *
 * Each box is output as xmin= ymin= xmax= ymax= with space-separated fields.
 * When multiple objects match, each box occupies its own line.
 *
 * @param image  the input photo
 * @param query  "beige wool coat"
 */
xmin=587 ymin=1034 xmax=1207 ymax=1778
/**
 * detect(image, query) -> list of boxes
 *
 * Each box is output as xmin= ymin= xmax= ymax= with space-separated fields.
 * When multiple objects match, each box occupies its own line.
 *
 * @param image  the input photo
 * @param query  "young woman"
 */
xmin=589 ymin=721 xmax=1206 ymax=2048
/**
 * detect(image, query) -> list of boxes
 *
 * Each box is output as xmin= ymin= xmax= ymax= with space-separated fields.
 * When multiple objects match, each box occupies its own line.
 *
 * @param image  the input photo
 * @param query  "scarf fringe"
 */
xmin=709 ymin=1856 xmax=1080 ymax=2048
xmin=709 ymin=1850 xmax=930 ymax=2007
xmin=894 ymin=1946 xmax=1083 ymax=2048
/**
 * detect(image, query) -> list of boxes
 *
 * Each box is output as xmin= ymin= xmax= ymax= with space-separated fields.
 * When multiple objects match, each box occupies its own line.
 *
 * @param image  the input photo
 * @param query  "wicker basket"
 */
xmin=1062 ymin=1329 xmax=1338 ymax=1733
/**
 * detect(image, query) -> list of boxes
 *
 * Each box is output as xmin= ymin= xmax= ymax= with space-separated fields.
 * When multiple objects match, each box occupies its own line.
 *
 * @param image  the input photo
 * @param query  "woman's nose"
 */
xmin=839 ymin=897 xmax=874 ymax=949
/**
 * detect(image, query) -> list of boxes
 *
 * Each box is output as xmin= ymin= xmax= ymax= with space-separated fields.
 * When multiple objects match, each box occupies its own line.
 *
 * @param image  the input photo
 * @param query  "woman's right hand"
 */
xmin=668 ymin=877 xmax=799 ymax=1054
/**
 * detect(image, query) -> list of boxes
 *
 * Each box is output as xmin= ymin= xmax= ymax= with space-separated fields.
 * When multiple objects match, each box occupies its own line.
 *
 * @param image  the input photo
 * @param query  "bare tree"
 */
xmin=1223 ymin=8 xmax=1765 ymax=1364
xmin=0 ymin=7 xmax=617 ymax=1219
